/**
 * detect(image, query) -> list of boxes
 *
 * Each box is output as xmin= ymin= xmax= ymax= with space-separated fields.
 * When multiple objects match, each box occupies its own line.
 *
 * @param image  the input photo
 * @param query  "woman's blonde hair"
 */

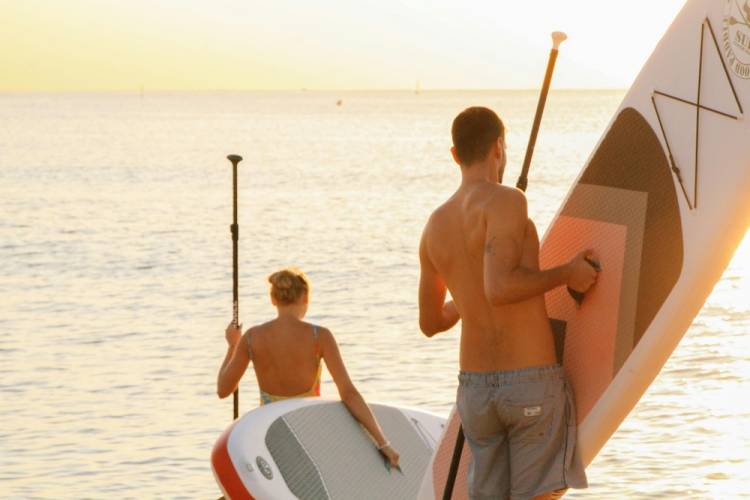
xmin=268 ymin=268 xmax=310 ymax=305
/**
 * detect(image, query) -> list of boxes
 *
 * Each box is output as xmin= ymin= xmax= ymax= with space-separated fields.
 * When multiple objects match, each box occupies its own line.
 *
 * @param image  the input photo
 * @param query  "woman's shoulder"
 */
xmin=242 ymin=321 xmax=275 ymax=340
xmin=248 ymin=320 xmax=333 ymax=343
xmin=302 ymin=321 xmax=330 ymax=333
xmin=248 ymin=318 xmax=280 ymax=331
xmin=306 ymin=324 xmax=334 ymax=347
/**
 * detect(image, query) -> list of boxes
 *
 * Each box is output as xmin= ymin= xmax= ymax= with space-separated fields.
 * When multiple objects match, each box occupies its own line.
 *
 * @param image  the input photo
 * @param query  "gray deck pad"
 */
xmin=266 ymin=403 xmax=432 ymax=500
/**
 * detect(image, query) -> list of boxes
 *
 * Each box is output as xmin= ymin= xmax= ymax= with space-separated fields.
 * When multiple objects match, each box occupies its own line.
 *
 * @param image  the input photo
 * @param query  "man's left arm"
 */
xmin=418 ymin=228 xmax=460 ymax=337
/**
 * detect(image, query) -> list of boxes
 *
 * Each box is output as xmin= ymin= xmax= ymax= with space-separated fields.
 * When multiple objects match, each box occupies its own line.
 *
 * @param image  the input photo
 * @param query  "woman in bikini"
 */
xmin=217 ymin=268 xmax=399 ymax=467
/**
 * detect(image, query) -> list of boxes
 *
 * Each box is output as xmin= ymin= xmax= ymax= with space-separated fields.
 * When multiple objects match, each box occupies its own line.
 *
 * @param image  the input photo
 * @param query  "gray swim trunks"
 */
xmin=456 ymin=364 xmax=588 ymax=500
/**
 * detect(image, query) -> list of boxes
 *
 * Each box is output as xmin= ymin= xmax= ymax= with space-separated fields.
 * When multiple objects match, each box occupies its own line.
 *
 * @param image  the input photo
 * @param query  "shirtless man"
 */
xmin=418 ymin=107 xmax=597 ymax=499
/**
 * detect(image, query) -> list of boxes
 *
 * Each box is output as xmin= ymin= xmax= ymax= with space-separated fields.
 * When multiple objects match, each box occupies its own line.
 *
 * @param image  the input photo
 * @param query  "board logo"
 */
xmin=256 ymin=456 xmax=273 ymax=480
xmin=724 ymin=0 xmax=750 ymax=78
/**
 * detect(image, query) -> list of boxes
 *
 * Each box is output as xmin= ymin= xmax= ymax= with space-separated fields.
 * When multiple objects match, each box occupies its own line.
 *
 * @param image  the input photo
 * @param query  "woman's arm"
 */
xmin=217 ymin=321 xmax=251 ymax=399
xmin=319 ymin=328 xmax=400 ymax=467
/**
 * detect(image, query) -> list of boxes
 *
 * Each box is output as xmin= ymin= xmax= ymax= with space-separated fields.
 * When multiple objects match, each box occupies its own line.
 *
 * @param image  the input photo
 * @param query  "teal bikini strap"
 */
xmin=312 ymin=325 xmax=321 ymax=358
xmin=246 ymin=330 xmax=253 ymax=361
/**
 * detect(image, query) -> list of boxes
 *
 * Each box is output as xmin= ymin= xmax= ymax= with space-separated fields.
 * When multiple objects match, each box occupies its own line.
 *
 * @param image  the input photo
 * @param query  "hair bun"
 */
xmin=268 ymin=268 xmax=310 ymax=305
xmin=271 ymin=272 xmax=294 ymax=290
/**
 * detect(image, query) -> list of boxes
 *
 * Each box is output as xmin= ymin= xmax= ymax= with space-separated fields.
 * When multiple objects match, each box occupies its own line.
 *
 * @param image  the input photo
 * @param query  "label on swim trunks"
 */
xmin=524 ymin=406 xmax=542 ymax=417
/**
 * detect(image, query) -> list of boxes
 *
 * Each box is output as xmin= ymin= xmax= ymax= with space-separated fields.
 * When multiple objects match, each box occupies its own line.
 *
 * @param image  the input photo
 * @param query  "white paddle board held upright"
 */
xmin=420 ymin=0 xmax=750 ymax=497
xmin=212 ymin=398 xmax=445 ymax=499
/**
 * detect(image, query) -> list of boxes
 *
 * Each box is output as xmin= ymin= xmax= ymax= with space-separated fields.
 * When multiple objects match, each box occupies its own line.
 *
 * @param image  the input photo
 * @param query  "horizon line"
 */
xmin=0 ymin=87 xmax=628 ymax=94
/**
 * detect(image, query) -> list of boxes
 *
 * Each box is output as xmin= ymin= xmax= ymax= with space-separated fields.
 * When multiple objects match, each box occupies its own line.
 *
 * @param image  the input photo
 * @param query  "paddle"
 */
xmin=441 ymin=424 xmax=465 ymax=500
xmin=516 ymin=31 xmax=568 ymax=192
xmin=442 ymin=31 xmax=567 ymax=500
xmin=227 ymin=154 xmax=243 ymax=420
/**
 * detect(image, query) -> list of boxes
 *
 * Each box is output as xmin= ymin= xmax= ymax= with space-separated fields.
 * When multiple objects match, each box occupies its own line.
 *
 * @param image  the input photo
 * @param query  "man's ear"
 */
xmin=494 ymin=137 xmax=504 ymax=158
xmin=450 ymin=146 xmax=462 ymax=167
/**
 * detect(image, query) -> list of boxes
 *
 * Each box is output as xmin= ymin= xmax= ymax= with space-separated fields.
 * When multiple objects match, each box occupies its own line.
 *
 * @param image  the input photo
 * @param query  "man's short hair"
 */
xmin=451 ymin=107 xmax=505 ymax=166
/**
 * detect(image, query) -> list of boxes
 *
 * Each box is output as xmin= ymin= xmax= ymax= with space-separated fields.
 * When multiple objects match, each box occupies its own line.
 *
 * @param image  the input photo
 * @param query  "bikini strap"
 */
xmin=312 ymin=325 xmax=321 ymax=358
xmin=246 ymin=329 xmax=253 ymax=361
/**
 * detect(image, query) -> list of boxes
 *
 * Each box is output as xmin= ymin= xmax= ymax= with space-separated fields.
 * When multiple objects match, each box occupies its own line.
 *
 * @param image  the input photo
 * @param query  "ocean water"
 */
xmin=1 ymin=90 xmax=748 ymax=499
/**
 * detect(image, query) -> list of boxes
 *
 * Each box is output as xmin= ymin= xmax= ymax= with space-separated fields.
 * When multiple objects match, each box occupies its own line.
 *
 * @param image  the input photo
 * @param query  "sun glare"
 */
xmin=730 ymin=230 xmax=750 ymax=275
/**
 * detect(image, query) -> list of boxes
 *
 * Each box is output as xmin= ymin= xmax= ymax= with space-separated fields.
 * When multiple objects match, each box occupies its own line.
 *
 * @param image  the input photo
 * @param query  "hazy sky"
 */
xmin=3 ymin=0 xmax=687 ymax=91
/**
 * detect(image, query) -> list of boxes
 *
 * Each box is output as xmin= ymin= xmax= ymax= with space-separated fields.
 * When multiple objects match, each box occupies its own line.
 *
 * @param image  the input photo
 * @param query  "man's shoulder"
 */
xmin=424 ymin=198 xmax=454 ymax=229
xmin=489 ymin=183 xmax=526 ymax=204
xmin=425 ymin=185 xmax=525 ymax=223
xmin=421 ymin=199 xmax=457 ymax=257
xmin=484 ymin=185 xmax=528 ymax=227
xmin=430 ymin=198 xmax=451 ymax=217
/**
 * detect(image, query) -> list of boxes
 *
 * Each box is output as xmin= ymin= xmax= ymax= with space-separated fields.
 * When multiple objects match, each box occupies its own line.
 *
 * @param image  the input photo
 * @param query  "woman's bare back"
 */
xmin=247 ymin=318 xmax=322 ymax=397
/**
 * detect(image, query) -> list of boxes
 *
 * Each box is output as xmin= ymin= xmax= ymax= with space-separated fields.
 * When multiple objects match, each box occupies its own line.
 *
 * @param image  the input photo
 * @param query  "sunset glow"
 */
xmin=3 ymin=0 xmax=686 ymax=91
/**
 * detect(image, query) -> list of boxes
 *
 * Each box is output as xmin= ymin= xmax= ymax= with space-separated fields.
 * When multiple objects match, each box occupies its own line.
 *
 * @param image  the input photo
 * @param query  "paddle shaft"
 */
xmin=442 ymin=425 xmax=465 ymax=500
xmin=228 ymin=154 xmax=243 ymax=420
xmin=516 ymin=46 xmax=561 ymax=192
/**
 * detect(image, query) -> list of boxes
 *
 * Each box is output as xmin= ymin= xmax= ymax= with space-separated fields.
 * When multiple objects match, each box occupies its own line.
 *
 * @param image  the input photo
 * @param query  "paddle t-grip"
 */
xmin=516 ymin=31 xmax=567 ymax=192
xmin=551 ymin=31 xmax=567 ymax=51
xmin=567 ymin=256 xmax=601 ymax=307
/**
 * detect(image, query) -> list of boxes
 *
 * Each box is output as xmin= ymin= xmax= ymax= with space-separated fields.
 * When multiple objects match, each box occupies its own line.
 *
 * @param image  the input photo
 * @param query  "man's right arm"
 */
xmin=483 ymin=189 xmax=596 ymax=306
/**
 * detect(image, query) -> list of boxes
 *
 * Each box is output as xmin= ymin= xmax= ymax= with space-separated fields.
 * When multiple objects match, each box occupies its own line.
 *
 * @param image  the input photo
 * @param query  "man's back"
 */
xmin=418 ymin=105 xmax=594 ymax=499
xmin=421 ymin=181 xmax=557 ymax=371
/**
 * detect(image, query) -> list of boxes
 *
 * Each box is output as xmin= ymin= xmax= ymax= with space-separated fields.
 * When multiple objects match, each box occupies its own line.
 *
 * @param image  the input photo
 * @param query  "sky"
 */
xmin=2 ymin=0 xmax=688 ymax=91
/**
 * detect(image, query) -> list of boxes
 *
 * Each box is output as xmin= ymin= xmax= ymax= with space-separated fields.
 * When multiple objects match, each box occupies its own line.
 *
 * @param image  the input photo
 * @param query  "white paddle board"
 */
xmin=212 ymin=398 xmax=445 ymax=499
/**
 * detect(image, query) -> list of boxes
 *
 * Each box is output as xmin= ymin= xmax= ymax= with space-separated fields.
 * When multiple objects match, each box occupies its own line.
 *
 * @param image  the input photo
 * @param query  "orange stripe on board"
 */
xmin=541 ymin=216 xmax=627 ymax=423
xmin=431 ymin=409 xmax=471 ymax=499
xmin=211 ymin=422 xmax=254 ymax=500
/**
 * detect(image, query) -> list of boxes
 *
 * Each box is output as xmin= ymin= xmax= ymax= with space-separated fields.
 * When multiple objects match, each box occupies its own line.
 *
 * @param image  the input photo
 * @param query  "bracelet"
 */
xmin=377 ymin=441 xmax=391 ymax=451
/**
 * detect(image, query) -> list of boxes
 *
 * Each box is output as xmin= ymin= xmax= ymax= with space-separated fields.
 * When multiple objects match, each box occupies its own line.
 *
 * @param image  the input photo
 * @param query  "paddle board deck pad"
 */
xmin=212 ymin=398 xmax=445 ymax=499
xmin=419 ymin=0 xmax=749 ymax=497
